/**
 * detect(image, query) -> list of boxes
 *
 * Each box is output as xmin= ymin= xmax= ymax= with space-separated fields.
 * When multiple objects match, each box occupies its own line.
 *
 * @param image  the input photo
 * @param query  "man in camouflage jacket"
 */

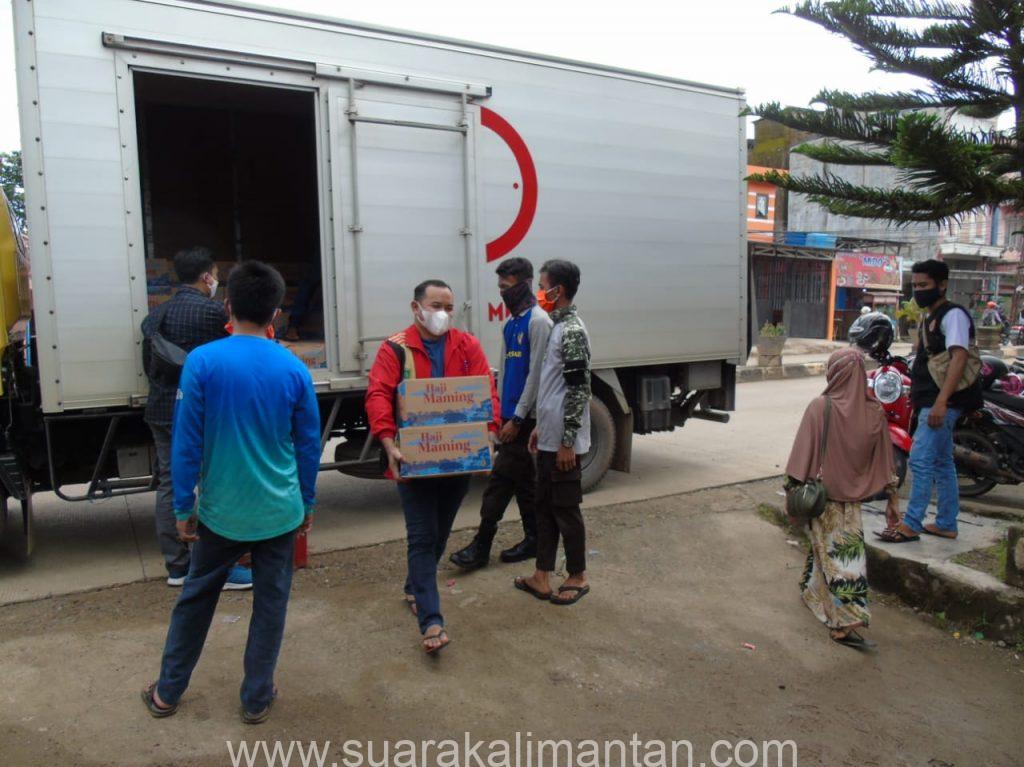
xmin=516 ymin=259 xmax=592 ymax=606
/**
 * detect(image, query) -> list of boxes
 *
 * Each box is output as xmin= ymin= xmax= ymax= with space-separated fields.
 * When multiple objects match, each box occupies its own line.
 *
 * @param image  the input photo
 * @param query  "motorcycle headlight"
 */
xmin=873 ymin=371 xmax=904 ymax=404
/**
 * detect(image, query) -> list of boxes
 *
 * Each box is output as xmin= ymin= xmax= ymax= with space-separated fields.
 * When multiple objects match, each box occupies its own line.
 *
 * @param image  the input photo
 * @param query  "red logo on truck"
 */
xmin=481 ymin=107 xmax=538 ymax=262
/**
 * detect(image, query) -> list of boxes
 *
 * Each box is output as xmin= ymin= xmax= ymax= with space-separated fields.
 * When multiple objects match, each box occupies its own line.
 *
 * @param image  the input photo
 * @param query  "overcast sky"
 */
xmin=0 ymin=0 xmax=929 ymax=152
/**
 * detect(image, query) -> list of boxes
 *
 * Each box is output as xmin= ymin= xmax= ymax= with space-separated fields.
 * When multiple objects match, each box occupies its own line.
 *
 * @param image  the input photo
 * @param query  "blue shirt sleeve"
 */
xmin=291 ymin=367 xmax=321 ymax=511
xmin=171 ymin=354 xmax=205 ymax=519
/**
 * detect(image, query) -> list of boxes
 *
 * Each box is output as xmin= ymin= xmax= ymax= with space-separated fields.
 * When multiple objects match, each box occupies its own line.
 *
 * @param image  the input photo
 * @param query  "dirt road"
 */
xmin=1 ymin=479 xmax=1021 ymax=767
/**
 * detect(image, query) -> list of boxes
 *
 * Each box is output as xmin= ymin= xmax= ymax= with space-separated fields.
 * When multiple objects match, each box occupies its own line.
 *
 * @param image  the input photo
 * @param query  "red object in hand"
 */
xmin=293 ymin=529 xmax=308 ymax=569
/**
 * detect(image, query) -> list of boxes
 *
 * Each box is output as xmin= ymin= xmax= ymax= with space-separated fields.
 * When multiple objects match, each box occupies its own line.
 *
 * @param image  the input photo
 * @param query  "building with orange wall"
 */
xmin=746 ymin=165 xmax=780 ymax=242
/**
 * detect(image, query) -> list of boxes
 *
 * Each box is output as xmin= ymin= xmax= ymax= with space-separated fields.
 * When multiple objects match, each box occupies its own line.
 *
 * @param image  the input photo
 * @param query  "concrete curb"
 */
xmin=738 ymin=363 xmax=826 ymax=383
xmin=758 ymin=502 xmax=1024 ymax=644
xmin=740 ymin=344 xmax=1023 ymax=384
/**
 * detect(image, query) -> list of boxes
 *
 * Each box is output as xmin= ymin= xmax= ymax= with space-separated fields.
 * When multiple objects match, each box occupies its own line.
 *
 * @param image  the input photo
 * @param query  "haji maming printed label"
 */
xmin=398 ymin=422 xmax=493 ymax=479
xmin=397 ymin=375 xmax=493 ymax=428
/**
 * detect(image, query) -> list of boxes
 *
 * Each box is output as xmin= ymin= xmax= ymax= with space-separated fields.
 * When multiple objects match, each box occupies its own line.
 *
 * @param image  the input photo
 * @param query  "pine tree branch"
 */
xmin=792 ymin=139 xmax=893 ymax=165
xmin=746 ymin=102 xmax=900 ymax=145
xmin=811 ymin=87 xmax=1010 ymax=113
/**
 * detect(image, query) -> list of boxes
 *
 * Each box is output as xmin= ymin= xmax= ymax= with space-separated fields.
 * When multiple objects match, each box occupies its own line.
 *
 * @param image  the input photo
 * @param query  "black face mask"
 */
xmin=501 ymin=281 xmax=534 ymax=313
xmin=913 ymin=287 xmax=943 ymax=309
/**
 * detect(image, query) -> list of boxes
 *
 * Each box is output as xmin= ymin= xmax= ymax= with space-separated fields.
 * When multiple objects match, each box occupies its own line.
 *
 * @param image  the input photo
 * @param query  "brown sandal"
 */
xmin=873 ymin=528 xmax=920 ymax=543
xmin=422 ymin=628 xmax=450 ymax=654
xmin=923 ymin=524 xmax=958 ymax=539
xmin=140 ymin=683 xmax=178 ymax=718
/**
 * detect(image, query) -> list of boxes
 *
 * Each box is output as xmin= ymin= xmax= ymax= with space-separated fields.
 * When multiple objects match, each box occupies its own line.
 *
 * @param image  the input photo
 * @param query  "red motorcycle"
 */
xmin=849 ymin=313 xmax=912 ymax=490
xmin=865 ymin=349 xmax=912 ymax=488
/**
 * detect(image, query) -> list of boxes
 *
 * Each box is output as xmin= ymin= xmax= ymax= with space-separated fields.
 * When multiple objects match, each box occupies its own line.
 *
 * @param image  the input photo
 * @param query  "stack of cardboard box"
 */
xmin=397 ymin=376 xmax=494 ymax=479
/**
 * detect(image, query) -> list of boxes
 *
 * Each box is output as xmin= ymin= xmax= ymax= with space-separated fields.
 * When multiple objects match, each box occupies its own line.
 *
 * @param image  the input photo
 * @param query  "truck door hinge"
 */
xmin=348 ymin=225 xmax=363 ymax=233
xmin=459 ymin=227 xmax=472 ymax=237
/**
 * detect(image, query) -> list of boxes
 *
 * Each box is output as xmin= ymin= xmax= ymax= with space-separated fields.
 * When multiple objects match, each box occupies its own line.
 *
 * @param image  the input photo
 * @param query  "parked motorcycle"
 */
xmin=849 ymin=313 xmax=912 ymax=491
xmin=953 ymin=357 xmax=1024 ymax=497
xmin=849 ymin=314 xmax=1024 ymax=498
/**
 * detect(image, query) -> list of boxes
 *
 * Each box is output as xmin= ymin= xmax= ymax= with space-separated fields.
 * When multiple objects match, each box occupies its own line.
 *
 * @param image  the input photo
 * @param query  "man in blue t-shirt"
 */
xmin=142 ymin=261 xmax=321 ymax=724
xmin=450 ymin=257 xmax=552 ymax=570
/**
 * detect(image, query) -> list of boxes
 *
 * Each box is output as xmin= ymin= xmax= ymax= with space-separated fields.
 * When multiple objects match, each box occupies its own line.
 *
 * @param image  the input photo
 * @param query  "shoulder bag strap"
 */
xmin=816 ymin=397 xmax=832 ymax=480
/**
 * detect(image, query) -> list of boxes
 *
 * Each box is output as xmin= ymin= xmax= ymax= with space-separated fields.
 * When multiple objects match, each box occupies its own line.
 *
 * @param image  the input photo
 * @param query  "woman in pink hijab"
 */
xmin=785 ymin=349 xmax=899 ymax=649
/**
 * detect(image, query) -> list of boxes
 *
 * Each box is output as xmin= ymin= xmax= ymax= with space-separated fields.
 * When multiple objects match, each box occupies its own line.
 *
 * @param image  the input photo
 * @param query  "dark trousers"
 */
xmin=398 ymin=475 xmax=471 ymax=633
xmin=156 ymin=522 xmax=296 ymax=713
xmin=478 ymin=418 xmax=537 ymax=539
xmin=535 ymin=450 xmax=586 ymax=575
xmin=148 ymin=422 xmax=190 ymax=574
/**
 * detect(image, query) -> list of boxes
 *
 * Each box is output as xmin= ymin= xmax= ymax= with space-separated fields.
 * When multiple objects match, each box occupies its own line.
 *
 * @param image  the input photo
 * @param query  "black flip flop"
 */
xmin=831 ymin=629 xmax=877 ymax=650
xmin=141 ymin=683 xmax=178 ymax=718
xmin=514 ymin=577 xmax=552 ymax=601
xmin=550 ymin=584 xmax=590 ymax=606
xmin=872 ymin=528 xmax=920 ymax=543
xmin=423 ymin=629 xmax=451 ymax=655
xmin=242 ymin=687 xmax=278 ymax=725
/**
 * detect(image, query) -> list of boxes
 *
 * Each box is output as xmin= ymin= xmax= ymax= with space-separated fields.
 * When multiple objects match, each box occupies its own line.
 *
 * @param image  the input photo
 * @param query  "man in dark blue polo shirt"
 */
xmin=450 ymin=257 xmax=552 ymax=570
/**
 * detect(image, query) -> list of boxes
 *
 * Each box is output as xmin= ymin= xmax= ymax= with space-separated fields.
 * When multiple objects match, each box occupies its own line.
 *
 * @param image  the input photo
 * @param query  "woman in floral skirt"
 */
xmin=785 ymin=349 xmax=899 ymax=649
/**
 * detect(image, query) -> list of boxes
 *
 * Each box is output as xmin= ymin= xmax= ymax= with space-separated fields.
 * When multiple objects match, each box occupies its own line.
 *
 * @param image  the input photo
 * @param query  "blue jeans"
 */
xmin=156 ymin=522 xmax=296 ymax=712
xmin=905 ymin=406 xmax=962 ymax=534
xmin=397 ymin=476 xmax=470 ymax=633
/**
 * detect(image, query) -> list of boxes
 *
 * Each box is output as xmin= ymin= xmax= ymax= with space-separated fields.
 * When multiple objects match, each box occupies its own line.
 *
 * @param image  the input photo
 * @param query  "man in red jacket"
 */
xmin=365 ymin=279 xmax=499 ymax=654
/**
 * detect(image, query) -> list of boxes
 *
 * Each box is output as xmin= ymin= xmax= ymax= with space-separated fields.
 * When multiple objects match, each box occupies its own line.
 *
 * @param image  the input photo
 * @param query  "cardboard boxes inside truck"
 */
xmin=397 ymin=376 xmax=494 ymax=479
xmin=144 ymin=258 xmax=327 ymax=370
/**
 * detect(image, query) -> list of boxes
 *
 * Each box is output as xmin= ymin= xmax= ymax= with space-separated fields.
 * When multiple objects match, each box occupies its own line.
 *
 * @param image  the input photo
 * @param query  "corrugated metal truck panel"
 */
xmin=15 ymin=0 xmax=746 ymax=413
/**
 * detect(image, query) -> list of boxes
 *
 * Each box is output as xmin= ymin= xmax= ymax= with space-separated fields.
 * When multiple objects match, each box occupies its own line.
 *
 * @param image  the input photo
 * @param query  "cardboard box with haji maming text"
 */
xmin=398 ymin=422 xmax=493 ymax=479
xmin=397 ymin=375 xmax=493 ymax=428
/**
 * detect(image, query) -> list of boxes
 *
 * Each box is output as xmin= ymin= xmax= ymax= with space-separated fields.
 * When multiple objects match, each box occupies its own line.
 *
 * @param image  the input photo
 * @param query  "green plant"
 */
xmin=759 ymin=321 xmax=787 ymax=338
xmin=896 ymin=299 xmax=923 ymax=327
xmin=0 ymin=151 xmax=24 ymax=229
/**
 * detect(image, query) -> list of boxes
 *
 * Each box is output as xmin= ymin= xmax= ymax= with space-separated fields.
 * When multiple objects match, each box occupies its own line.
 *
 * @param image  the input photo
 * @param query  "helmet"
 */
xmin=979 ymin=355 xmax=1008 ymax=390
xmin=987 ymin=301 xmax=998 ymax=309
xmin=849 ymin=312 xmax=894 ymax=356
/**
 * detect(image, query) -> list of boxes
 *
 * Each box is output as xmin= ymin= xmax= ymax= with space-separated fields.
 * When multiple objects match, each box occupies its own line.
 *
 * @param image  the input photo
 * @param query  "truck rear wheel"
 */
xmin=0 ymin=478 xmax=34 ymax=561
xmin=580 ymin=398 xmax=616 ymax=493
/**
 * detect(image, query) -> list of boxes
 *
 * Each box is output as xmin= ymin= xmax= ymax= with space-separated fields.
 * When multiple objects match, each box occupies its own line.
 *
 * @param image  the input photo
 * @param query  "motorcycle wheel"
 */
xmin=869 ymin=445 xmax=908 ymax=501
xmin=953 ymin=429 xmax=999 ymax=498
xmin=894 ymin=446 xmax=909 ymax=489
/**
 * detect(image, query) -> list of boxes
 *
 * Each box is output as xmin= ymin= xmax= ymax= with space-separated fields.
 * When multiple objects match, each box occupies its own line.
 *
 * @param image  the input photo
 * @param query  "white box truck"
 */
xmin=4 ymin=0 xmax=749 ymax=556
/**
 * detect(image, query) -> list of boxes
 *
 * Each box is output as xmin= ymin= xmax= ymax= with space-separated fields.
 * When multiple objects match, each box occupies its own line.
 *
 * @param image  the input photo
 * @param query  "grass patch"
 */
xmin=952 ymin=539 xmax=1008 ymax=581
xmin=756 ymin=503 xmax=785 ymax=527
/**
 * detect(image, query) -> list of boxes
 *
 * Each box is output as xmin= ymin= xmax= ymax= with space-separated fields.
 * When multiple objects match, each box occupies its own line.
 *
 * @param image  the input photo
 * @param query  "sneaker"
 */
xmin=166 ymin=569 xmax=188 ymax=587
xmin=223 ymin=564 xmax=253 ymax=591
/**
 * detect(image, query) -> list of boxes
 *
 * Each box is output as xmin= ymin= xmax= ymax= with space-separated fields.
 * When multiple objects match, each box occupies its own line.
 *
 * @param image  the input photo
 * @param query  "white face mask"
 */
xmin=207 ymin=279 xmax=218 ymax=298
xmin=417 ymin=304 xmax=451 ymax=336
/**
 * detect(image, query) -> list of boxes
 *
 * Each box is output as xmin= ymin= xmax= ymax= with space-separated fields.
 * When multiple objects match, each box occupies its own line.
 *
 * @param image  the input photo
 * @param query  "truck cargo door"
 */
xmin=327 ymin=81 xmax=480 ymax=374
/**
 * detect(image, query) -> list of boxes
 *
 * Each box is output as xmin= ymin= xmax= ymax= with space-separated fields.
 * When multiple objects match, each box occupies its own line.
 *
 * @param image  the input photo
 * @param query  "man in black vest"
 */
xmin=890 ymin=259 xmax=982 ymax=543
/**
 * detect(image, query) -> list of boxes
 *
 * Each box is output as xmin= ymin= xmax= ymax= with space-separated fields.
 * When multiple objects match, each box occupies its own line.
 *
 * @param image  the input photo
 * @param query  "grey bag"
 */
xmin=143 ymin=303 xmax=188 ymax=387
xmin=785 ymin=397 xmax=832 ymax=522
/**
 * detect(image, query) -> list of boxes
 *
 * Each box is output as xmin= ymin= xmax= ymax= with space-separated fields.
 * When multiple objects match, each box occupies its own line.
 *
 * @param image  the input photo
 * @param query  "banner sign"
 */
xmin=835 ymin=252 xmax=901 ymax=290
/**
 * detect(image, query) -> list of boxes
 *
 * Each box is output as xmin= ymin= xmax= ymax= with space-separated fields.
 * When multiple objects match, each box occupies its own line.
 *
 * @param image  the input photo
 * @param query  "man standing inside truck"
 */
xmin=142 ymin=261 xmax=320 ymax=723
xmin=450 ymin=257 xmax=552 ymax=570
xmin=141 ymin=246 xmax=249 ymax=590
xmin=514 ymin=259 xmax=592 ymax=606
xmin=365 ymin=280 xmax=500 ymax=653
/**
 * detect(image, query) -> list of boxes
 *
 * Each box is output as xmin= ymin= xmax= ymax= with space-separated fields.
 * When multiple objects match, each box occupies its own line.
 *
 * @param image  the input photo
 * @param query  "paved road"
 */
xmin=2 ymin=376 xmax=1020 ymax=604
